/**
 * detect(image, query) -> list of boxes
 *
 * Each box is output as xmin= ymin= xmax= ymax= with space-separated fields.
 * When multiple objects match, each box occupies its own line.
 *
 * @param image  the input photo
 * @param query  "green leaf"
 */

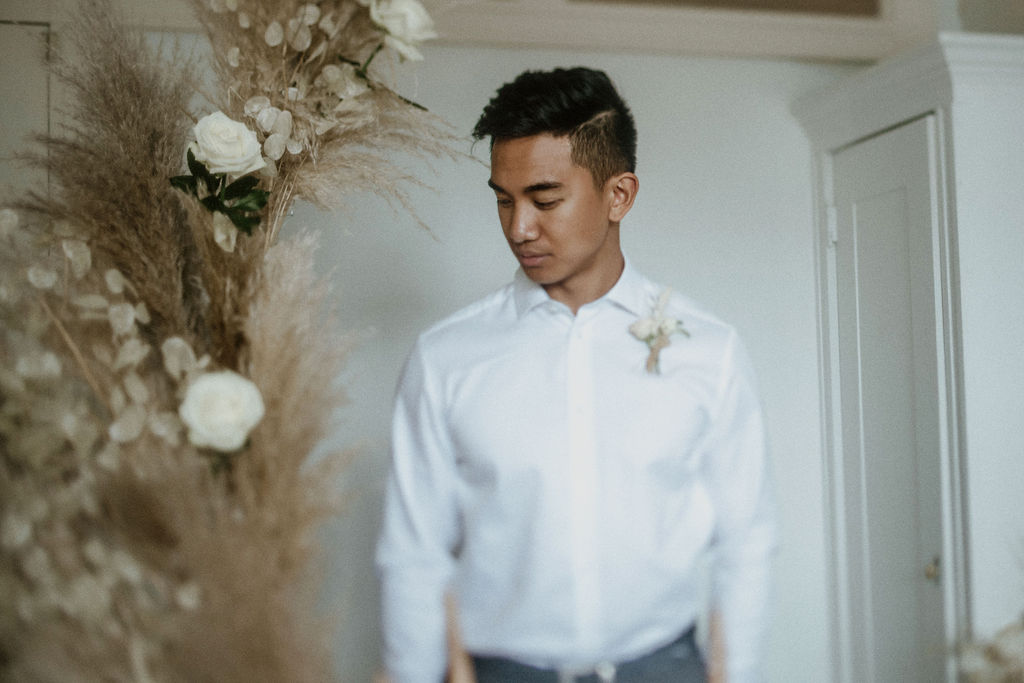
xmin=187 ymin=149 xmax=220 ymax=195
xmin=169 ymin=174 xmax=197 ymax=195
xmin=200 ymin=195 xmax=225 ymax=214
xmin=230 ymin=190 xmax=269 ymax=213
xmin=223 ymin=175 xmax=260 ymax=201
xmin=225 ymin=207 xmax=260 ymax=235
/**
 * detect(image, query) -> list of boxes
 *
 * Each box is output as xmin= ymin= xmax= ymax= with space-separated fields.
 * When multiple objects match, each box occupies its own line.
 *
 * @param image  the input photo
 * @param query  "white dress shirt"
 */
xmin=376 ymin=261 xmax=776 ymax=683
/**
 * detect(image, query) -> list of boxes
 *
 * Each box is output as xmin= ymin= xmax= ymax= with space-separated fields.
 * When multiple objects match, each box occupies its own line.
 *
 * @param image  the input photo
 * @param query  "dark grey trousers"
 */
xmin=469 ymin=626 xmax=706 ymax=683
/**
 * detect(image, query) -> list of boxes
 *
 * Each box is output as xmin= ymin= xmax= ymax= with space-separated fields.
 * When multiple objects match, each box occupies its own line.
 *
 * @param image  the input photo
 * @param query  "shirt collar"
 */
xmin=512 ymin=257 xmax=652 ymax=319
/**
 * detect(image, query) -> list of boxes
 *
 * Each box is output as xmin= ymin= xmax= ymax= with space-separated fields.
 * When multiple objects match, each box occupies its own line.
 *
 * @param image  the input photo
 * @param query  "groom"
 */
xmin=376 ymin=66 xmax=776 ymax=683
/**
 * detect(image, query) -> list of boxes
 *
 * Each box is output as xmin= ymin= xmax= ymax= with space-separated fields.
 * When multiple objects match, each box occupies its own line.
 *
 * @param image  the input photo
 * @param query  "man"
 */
xmin=376 ymin=67 xmax=775 ymax=683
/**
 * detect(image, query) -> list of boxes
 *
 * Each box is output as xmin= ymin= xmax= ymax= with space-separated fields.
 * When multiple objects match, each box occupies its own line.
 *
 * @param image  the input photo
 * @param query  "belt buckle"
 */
xmin=556 ymin=661 xmax=616 ymax=683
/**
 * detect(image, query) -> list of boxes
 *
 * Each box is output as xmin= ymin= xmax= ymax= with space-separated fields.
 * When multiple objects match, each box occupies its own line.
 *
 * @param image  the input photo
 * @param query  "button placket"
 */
xmin=566 ymin=314 xmax=600 ymax=643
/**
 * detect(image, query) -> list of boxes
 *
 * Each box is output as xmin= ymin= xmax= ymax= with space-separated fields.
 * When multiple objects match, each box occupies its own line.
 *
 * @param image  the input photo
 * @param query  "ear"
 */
xmin=606 ymin=172 xmax=639 ymax=223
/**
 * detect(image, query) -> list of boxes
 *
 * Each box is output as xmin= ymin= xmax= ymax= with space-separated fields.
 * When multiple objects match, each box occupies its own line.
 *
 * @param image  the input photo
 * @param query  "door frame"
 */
xmin=793 ymin=38 xmax=970 ymax=683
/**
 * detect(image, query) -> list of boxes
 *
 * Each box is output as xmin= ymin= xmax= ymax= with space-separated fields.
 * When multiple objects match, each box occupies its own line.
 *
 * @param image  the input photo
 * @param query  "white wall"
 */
xmin=949 ymin=73 xmax=1024 ymax=638
xmin=296 ymin=43 xmax=856 ymax=681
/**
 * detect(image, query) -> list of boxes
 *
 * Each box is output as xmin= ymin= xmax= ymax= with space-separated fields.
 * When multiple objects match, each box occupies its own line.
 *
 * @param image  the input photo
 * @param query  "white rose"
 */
xmin=658 ymin=318 xmax=682 ymax=337
xmin=629 ymin=317 xmax=658 ymax=341
xmin=369 ymin=0 xmax=437 ymax=61
xmin=189 ymin=111 xmax=266 ymax=176
xmin=179 ymin=370 xmax=265 ymax=452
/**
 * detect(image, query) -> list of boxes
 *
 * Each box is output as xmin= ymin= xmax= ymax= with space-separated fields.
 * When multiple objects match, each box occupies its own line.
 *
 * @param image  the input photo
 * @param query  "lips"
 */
xmin=516 ymin=251 xmax=548 ymax=268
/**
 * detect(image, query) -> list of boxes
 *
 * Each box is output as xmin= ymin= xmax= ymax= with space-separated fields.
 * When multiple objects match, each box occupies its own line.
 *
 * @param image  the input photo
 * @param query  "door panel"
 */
xmin=831 ymin=115 xmax=947 ymax=682
xmin=0 ymin=22 xmax=49 ymax=204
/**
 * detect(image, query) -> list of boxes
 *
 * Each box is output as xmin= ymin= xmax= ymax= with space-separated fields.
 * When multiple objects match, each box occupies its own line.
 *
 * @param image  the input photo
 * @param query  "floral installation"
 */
xmin=960 ymin=615 xmax=1024 ymax=683
xmin=629 ymin=288 xmax=690 ymax=374
xmin=0 ymin=0 xmax=456 ymax=679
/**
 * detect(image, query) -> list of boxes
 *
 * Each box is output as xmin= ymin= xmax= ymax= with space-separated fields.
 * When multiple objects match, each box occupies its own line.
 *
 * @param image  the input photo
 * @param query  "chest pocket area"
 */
xmin=601 ymin=383 xmax=710 ymax=486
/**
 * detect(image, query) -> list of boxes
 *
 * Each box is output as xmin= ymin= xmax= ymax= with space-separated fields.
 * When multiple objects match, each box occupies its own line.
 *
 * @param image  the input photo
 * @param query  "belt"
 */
xmin=470 ymin=625 xmax=700 ymax=683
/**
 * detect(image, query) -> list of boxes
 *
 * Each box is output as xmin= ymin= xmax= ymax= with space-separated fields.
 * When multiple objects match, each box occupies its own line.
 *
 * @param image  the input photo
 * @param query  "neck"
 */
xmin=545 ymin=250 xmax=625 ymax=315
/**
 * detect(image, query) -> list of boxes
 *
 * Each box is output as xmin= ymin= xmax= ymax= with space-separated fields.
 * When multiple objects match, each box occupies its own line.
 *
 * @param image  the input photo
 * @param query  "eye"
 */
xmin=534 ymin=199 xmax=560 ymax=210
xmin=496 ymin=198 xmax=513 ymax=209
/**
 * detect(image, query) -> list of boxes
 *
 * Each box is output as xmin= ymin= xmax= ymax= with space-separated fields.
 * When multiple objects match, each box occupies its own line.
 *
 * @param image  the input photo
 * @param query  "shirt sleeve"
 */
xmin=701 ymin=331 xmax=777 ymax=683
xmin=375 ymin=341 xmax=462 ymax=683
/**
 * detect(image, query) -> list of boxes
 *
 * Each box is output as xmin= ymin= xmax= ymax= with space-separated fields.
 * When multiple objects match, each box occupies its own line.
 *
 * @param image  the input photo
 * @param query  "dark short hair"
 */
xmin=472 ymin=67 xmax=637 ymax=186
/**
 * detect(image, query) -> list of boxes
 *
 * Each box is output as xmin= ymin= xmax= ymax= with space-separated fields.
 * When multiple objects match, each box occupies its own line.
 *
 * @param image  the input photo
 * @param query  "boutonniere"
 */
xmin=629 ymin=288 xmax=690 ymax=374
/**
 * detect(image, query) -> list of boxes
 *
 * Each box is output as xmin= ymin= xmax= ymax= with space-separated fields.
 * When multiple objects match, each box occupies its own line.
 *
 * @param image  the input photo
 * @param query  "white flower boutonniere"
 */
xmin=629 ymin=288 xmax=690 ymax=374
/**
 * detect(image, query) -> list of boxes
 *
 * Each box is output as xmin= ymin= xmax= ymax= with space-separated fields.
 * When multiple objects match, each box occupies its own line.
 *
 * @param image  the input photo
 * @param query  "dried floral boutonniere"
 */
xmin=629 ymin=288 xmax=690 ymax=374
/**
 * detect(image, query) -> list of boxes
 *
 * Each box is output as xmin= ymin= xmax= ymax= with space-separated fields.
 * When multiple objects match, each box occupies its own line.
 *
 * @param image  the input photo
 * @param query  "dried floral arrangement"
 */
xmin=961 ymin=616 xmax=1024 ymax=683
xmin=0 ymin=0 xmax=457 ymax=679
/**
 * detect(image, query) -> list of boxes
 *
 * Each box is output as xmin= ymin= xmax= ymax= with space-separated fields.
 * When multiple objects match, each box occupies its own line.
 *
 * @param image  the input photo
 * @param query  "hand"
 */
xmin=446 ymin=593 xmax=477 ymax=683
xmin=708 ymin=611 xmax=727 ymax=683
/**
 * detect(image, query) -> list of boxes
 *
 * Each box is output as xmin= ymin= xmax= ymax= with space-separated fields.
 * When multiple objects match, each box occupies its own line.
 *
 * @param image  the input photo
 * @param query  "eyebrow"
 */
xmin=488 ymin=179 xmax=564 ymax=194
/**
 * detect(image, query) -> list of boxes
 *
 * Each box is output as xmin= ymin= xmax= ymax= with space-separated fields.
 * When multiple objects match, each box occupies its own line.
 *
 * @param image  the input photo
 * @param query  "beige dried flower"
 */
xmin=1 ymin=513 xmax=33 ymax=550
xmin=27 ymin=265 xmax=58 ymax=290
xmin=62 ymin=239 xmax=92 ymax=279
xmin=0 ymin=207 xmax=18 ymax=238
xmin=264 ymin=20 xmax=284 ymax=46
xmin=161 ymin=336 xmax=199 ymax=381
xmin=16 ymin=351 xmax=62 ymax=379
xmin=105 ymin=268 xmax=127 ymax=294
xmin=114 ymin=338 xmax=150 ymax=370
xmin=212 ymin=211 xmax=238 ymax=252
xmin=109 ymin=404 xmax=146 ymax=443
xmin=108 ymin=302 xmax=137 ymax=336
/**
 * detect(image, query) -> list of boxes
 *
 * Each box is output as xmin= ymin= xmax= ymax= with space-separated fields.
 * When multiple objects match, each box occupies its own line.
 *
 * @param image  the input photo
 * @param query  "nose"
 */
xmin=508 ymin=203 xmax=539 ymax=244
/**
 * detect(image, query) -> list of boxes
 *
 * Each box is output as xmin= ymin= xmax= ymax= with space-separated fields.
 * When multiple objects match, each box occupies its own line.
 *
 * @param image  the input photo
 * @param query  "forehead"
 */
xmin=489 ymin=134 xmax=585 ymax=191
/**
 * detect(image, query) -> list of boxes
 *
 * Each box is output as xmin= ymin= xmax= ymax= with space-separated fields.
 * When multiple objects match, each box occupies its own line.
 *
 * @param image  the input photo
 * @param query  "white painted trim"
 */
xmin=792 ymin=32 xmax=1024 ymax=150
xmin=1 ymin=0 xmax=936 ymax=60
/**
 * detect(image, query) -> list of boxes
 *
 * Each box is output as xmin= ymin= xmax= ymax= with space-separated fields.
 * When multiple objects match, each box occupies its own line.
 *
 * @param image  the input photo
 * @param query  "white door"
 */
xmin=829 ymin=114 xmax=949 ymax=682
xmin=0 ymin=22 xmax=50 ymax=204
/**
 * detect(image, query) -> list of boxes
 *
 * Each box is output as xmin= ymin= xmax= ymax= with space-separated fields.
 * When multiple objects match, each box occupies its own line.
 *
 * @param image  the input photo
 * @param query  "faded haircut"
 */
xmin=472 ymin=67 xmax=637 ymax=187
